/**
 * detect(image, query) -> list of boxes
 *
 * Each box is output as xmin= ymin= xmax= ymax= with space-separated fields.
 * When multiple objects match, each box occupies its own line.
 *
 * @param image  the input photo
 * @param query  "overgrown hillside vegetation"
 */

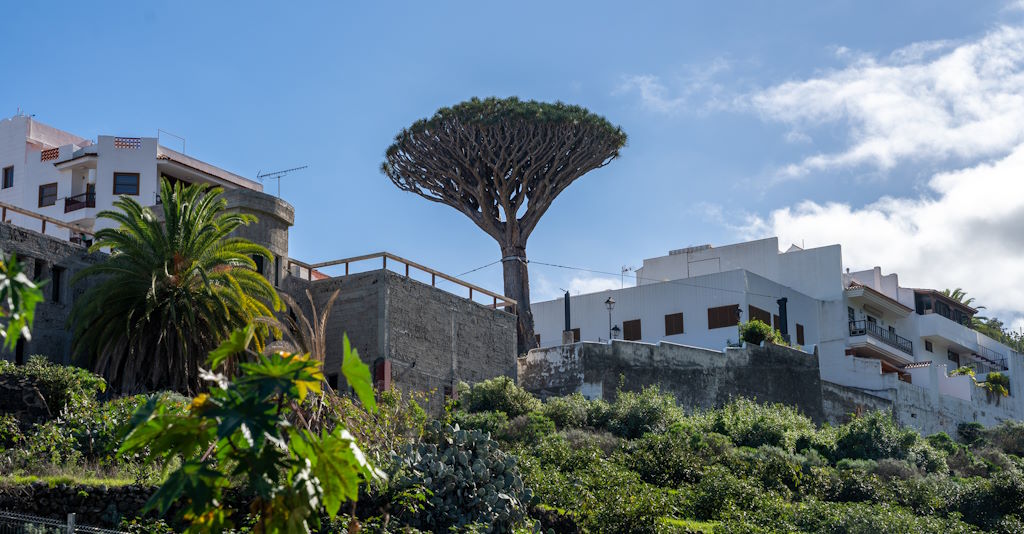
xmin=4 ymin=359 xmax=1024 ymax=533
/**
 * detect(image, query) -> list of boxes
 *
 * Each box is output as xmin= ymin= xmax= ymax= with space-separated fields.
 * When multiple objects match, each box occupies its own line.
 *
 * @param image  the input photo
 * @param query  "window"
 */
xmin=623 ymin=319 xmax=642 ymax=341
xmin=867 ymin=316 xmax=877 ymax=325
xmin=2 ymin=166 xmax=12 ymax=189
xmin=534 ymin=334 xmax=541 ymax=346
xmin=50 ymin=266 xmax=63 ymax=304
xmin=708 ymin=304 xmax=740 ymax=329
xmin=274 ymin=255 xmax=281 ymax=286
xmin=925 ymin=340 xmax=933 ymax=352
xmin=948 ymin=350 xmax=960 ymax=366
xmin=748 ymin=305 xmax=771 ymax=325
xmin=664 ymin=313 xmax=685 ymax=336
xmin=113 ymin=172 xmax=140 ymax=195
xmin=773 ymin=314 xmax=781 ymax=329
xmin=251 ymin=254 xmax=264 ymax=275
xmin=848 ymin=306 xmax=855 ymax=322
xmin=37 ymin=183 xmax=57 ymax=207
xmin=570 ymin=328 xmax=581 ymax=342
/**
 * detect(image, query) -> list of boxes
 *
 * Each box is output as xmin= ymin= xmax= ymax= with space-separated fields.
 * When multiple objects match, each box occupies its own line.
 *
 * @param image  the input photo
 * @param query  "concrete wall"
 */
xmin=518 ymin=340 xmax=826 ymax=422
xmin=283 ymin=269 xmax=517 ymax=412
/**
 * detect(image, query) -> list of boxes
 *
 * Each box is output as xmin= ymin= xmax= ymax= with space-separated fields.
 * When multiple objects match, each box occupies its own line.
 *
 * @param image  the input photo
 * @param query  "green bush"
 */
xmin=0 ymin=414 xmax=23 ymax=448
xmin=738 ymin=320 xmax=782 ymax=346
xmin=460 ymin=376 xmax=540 ymax=418
xmin=502 ymin=412 xmax=555 ymax=444
xmin=832 ymin=411 xmax=946 ymax=472
xmin=0 ymin=356 xmax=106 ymax=416
xmin=540 ymin=393 xmax=590 ymax=429
xmin=981 ymin=420 xmax=1024 ymax=457
xmin=621 ymin=430 xmax=705 ymax=487
xmin=453 ymin=410 xmax=509 ymax=437
xmin=693 ymin=398 xmax=816 ymax=452
xmin=605 ymin=385 xmax=681 ymax=439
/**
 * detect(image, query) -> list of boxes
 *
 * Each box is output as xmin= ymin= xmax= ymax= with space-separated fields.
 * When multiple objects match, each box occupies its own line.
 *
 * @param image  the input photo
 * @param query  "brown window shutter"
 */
xmin=708 ymin=304 xmax=740 ymax=329
xmin=571 ymin=328 xmax=581 ymax=342
xmin=748 ymin=305 xmax=771 ymax=325
xmin=664 ymin=313 xmax=684 ymax=336
xmin=623 ymin=319 xmax=642 ymax=341
xmin=796 ymin=324 xmax=805 ymax=346
xmin=773 ymin=314 xmax=781 ymax=329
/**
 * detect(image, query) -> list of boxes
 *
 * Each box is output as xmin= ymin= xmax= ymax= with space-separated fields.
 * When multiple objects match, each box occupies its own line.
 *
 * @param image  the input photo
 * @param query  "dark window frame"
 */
xmin=664 ymin=312 xmax=685 ymax=336
xmin=113 ymin=172 xmax=140 ymax=196
xmin=2 ymin=166 xmax=12 ymax=189
xmin=50 ymin=265 xmax=64 ymax=304
xmin=796 ymin=323 xmax=805 ymax=345
xmin=37 ymin=183 xmax=58 ymax=207
xmin=925 ymin=340 xmax=933 ymax=352
xmin=570 ymin=328 xmax=581 ymax=342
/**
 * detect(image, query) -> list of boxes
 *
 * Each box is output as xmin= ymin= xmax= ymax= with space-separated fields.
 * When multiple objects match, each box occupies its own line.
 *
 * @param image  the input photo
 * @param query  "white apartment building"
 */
xmin=0 ymin=114 xmax=263 ymax=242
xmin=532 ymin=237 xmax=1023 ymax=408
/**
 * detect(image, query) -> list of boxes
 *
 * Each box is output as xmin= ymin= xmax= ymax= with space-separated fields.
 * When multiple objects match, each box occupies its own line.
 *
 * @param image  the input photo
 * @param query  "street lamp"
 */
xmin=611 ymin=324 xmax=621 ymax=340
xmin=604 ymin=297 xmax=616 ymax=340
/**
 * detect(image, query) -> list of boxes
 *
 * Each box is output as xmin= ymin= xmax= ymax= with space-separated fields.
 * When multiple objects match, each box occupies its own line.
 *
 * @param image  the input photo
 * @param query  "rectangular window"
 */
xmin=2 ymin=166 xmax=12 ymax=189
xmin=948 ymin=350 xmax=960 ymax=366
xmin=534 ymin=334 xmax=541 ymax=346
xmin=748 ymin=305 xmax=771 ymax=325
xmin=664 ymin=313 xmax=684 ymax=336
xmin=274 ymin=255 xmax=281 ymax=286
xmin=251 ymin=254 xmax=264 ymax=276
xmin=796 ymin=323 xmax=805 ymax=345
xmin=37 ymin=183 xmax=57 ymax=207
xmin=773 ymin=314 xmax=781 ymax=329
xmin=50 ymin=266 xmax=63 ymax=304
xmin=708 ymin=304 xmax=740 ymax=329
xmin=848 ymin=306 xmax=855 ymax=322
xmin=925 ymin=340 xmax=933 ymax=352
xmin=570 ymin=328 xmax=581 ymax=342
xmin=623 ymin=319 xmax=642 ymax=341
xmin=113 ymin=172 xmax=140 ymax=195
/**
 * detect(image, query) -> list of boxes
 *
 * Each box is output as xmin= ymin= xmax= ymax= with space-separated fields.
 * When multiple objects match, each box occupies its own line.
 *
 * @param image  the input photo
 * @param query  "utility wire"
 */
xmin=456 ymin=260 xmax=501 ymax=277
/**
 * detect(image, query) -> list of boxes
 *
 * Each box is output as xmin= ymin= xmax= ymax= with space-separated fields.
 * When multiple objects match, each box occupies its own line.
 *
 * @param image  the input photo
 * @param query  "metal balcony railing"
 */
xmin=63 ymin=192 xmax=96 ymax=213
xmin=849 ymin=320 xmax=913 ymax=355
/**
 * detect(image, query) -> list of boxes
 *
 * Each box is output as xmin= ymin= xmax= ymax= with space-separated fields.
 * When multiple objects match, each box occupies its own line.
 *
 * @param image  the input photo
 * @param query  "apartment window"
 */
xmin=925 ymin=340 xmax=933 ymax=352
xmin=748 ymin=305 xmax=771 ymax=325
xmin=37 ymin=183 xmax=57 ymax=207
xmin=664 ymin=313 xmax=685 ymax=336
xmin=948 ymin=350 xmax=960 ymax=366
xmin=50 ymin=266 xmax=63 ymax=304
xmin=113 ymin=172 xmax=140 ymax=195
xmin=571 ymin=328 xmax=581 ymax=342
xmin=708 ymin=304 xmax=740 ymax=329
xmin=2 ymin=166 xmax=12 ymax=189
xmin=623 ymin=319 xmax=642 ymax=341
xmin=796 ymin=324 xmax=805 ymax=345
xmin=848 ymin=306 xmax=855 ymax=322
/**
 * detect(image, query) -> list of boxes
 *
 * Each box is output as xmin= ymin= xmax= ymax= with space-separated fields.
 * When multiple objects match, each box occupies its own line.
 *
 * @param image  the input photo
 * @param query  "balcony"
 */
xmin=849 ymin=320 xmax=913 ymax=362
xmin=64 ymin=192 xmax=95 ymax=213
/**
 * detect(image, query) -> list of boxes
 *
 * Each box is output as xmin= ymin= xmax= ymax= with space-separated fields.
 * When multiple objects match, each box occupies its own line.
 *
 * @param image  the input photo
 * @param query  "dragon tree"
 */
xmin=382 ymin=97 xmax=627 ymax=353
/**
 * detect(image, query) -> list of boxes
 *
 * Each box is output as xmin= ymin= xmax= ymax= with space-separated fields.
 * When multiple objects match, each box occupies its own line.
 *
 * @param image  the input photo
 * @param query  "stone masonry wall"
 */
xmin=519 ymin=340 xmax=826 ymax=422
xmin=0 ymin=222 xmax=106 ymax=364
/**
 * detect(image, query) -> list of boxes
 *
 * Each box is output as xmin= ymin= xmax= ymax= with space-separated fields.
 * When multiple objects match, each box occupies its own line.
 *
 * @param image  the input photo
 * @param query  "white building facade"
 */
xmin=532 ymin=237 xmax=1024 ymax=419
xmin=0 ymin=114 xmax=262 ymax=242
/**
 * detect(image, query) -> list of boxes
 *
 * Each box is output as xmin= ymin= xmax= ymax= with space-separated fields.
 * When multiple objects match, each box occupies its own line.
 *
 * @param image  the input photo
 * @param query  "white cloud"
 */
xmin=568 ymin=275 xmax=621 ymax=295
xmin=746 ymin=142 xmax=1024 ymax=322
xmin=614 ymin=58 xmax=732 ymax=114
xmin=750 ymin=26 xmax=1024 ymax=177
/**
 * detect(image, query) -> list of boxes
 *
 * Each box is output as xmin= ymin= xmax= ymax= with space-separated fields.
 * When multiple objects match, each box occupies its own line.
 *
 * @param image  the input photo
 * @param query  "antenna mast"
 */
xmin=256 ymin=165 xmax=308 ymax=198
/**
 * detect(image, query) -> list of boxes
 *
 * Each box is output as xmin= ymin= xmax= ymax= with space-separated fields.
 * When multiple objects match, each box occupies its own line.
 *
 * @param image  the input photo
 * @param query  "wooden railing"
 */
xmin=287 ymin=252 xmax=516 ymax=310
xmin=0 ymin=200 xmax=95 ymax=241
xmin=64 ymin=192 xmax=96 ymax=213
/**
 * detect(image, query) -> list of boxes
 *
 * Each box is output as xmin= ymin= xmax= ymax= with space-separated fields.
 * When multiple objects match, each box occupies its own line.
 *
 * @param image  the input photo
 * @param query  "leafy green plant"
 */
xmin=391 ymin=420 xmax=531 ymax=532
xmin=0 ymin=251 xmax=43 ymax=350
xmin=70 ymin=179 xmax=281 ymax=394
xmin=459 ymin=376 xmax=541 ymax=418
xmin=453 ymin=410 xmax=509 ymax=437
xmin=738 ymin=319 xmax=783 ymax=346
xmin=119 ymin=326 xmax=381 ymax=532
xmin=605 ymin=385 xmax=681 ymax=439
xmin=540 ymin=392 xmax=590 ymax=429
xmin=0 ymin=355 xmax=107 ymax=416
xmin=981 ymin=372 xmax=1011 ymax=405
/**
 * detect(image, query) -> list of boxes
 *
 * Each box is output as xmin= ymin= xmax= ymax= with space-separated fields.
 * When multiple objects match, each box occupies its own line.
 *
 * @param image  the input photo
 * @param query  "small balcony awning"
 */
xmin=845 ymin=282 xmax=913 ymax=319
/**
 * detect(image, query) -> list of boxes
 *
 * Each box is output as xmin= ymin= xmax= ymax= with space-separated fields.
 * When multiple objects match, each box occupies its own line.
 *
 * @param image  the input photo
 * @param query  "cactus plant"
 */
xmin=392 ymin=420 xmax=532 ymax=532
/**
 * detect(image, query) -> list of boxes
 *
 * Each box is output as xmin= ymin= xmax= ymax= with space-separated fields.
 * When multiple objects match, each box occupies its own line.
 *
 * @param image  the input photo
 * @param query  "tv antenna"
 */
xmin=256 ymin=165 xmax=308 ymax=198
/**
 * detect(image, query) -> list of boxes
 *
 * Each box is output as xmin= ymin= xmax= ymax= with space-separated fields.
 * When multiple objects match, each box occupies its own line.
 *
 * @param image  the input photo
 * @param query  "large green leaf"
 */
xmin=207 ymin=324 xmax=255 ymax=370
xmin=341 ymin=334 xmax=376 ymax=412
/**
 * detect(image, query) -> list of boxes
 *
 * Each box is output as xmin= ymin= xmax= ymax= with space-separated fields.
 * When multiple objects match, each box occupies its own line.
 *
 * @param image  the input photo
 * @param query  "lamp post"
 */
xmin=604 ymin=297 xmax=616 ymax=341
xmin=611 ymin=324 xmax=621 ymax=340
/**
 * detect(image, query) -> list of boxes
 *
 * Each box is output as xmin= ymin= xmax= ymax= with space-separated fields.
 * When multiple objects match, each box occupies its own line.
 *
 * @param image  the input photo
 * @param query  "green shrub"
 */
xmin=561 ymin=428 xmax=620 ymax=456
xmin=460 ymin=376 xmax=540 ymax=418
xmin=453 ymin=410 xmax=509 ymax=437
xmin=959 ymin=422 xmax=986 ymax=446
xmin=926 ymin=432 xmax=958 ymax=455
xmin=686 ymin=465 xmax=766 ymax=521
xmin=693 ymin=398 xmax=816 ymax=452
xmin=738 ymin=320 xmax=782 ymax=346
xmin=621 ymin=430 xmax=704 ymax=487
xmin=502 ymin=412 xmax=555 ymax=444
xmin=391 ymin=421 xmax=531 ymax=531
xmin=541 ymin=393 xmax=590 ymax=429
xmin=981 ymin=420 xmax=1024 ymax=457
xmin=605 ymin=385 xmax=681 ymax=439
xmin=0 ymin=356 xmax=106 ymax=416
xmin=0 ymin=414 xmax=23 ymax=448
xmin=833 ymin=411 xmax=946 ymax=472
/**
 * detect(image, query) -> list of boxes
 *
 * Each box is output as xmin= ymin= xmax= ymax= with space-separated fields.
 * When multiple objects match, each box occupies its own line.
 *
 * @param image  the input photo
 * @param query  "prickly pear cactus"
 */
xmin=392 ymin=420 xmax=532 ymax=532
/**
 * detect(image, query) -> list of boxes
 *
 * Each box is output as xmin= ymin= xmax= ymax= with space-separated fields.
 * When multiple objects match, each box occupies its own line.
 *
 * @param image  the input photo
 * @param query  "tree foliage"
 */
xmin=120 ymin=325 xmax=382 ymax=533
xmin=0 ymin=251 xmax=43 ymax=350
xmin=70 ymin=179 xmax=280 ymax=394
xmin=382 ymin=97 xmax=627 ymax=353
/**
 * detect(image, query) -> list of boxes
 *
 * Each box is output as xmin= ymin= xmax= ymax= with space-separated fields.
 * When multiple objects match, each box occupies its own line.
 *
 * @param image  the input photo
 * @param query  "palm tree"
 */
xmin=70 ymin=179 xmax=280 ymax=394
xmin=941 ymin=287 xmax=978 ymax=308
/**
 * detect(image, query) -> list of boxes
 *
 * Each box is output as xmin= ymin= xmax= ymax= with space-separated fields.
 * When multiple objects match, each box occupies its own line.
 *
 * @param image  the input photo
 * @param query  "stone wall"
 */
xmin=283 ymin=270 xmax=517 ymax=412
xmin=0 ymin=222 xmax=105 ymax=364
xmin=519 ymin=340 xmax=826 ymax=422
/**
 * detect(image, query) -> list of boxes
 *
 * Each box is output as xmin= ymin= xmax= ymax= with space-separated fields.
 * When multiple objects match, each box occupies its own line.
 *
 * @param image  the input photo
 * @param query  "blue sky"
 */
xmin=4 ymin=1 xmax=1024 ymax=327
